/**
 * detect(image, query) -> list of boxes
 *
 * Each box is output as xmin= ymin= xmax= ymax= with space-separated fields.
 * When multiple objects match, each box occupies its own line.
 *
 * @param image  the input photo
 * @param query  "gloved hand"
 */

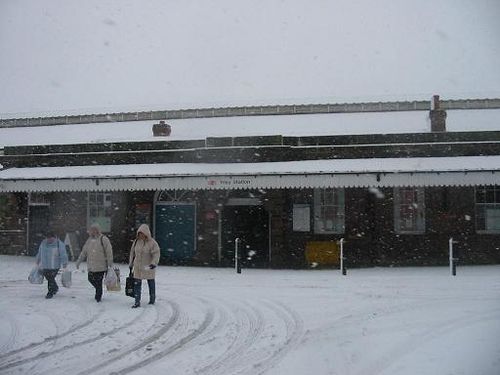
xmin=149 ymin=264 xmax=156 ymax=269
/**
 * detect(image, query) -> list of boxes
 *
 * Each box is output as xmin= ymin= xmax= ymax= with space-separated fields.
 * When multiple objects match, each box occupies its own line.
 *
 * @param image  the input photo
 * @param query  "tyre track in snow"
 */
xmin=0 ymin=278 xmax=185 ymax=375
xmin=13 ymin=307 xmax=68 ymax=375
xmin=76 ymin=299 xmax=184 ymax=375
xmin=240 ymin=300 xmax=304 ymax=375
xmin=0 ymin=298 xmax=99 ymax=369
xmin=298 ymin=297 xmax=448 ymax=375
xmin=119 ymin=290 xmax=305 ymax=375
xmin=355 ymin=307 xmax=500 ymax=375
xmin=302 ymin=297 xmax=498 ymax=375
xmin=0 ymin=302 xmax=150 ymax=373
xmin=190 ymin=297 xmax=303 ymax=375
xmin=0 ymin=279 xmax=26 ymax=286
xmin=112 ymin=299 xmax=216 ymax=375
xmin=193 ymin=300 xmax=265 ymax=375
xmin=304 ymin=297 xmax=439 ymax=339
xmin=0 ymin=311 xmax=19 ymax=355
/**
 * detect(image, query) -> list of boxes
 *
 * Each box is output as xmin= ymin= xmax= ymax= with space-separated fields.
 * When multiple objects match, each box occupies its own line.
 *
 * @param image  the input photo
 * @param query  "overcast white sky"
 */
xmin=1 ymin=0 xmax=500 ymax=117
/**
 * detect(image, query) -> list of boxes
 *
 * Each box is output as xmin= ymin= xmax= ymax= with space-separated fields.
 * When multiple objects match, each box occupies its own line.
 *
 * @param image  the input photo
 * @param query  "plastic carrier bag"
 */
xmin=61 ymin=270 xmax=72 ymax=288
xmin=28 ymin=266 xmax=44 ymax=284
xmin=106 ymin=267 xmax=121 ymax=292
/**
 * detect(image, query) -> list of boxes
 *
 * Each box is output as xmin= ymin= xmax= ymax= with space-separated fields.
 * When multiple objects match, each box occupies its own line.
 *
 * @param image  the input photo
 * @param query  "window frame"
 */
xmin=313 ymin=188 xmax=345 ymax=234
xmin=87 ymin=191 xmax=113 ymax=233
xmin=475 ymin=185 xmax=500 ymax=234
xmin=393 ymin=187 xmax=425 ymax=234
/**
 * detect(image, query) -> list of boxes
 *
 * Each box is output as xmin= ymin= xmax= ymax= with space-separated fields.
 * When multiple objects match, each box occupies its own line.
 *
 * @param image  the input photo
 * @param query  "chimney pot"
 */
xmin=152 ymin=120 xmax=171 ymax=136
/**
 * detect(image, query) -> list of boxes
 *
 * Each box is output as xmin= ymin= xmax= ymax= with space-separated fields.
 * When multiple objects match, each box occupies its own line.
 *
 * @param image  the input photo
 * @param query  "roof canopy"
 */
xmin=1 ymin=156 xmax=499 ymax=193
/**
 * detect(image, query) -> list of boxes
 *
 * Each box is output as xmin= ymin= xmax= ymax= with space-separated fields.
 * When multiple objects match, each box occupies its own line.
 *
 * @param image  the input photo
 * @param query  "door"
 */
xmin=28 ymin=205 xmax=50 ymax=256
xmin=155 ymin=203 xmax=196 ymax=264
xmin=221 ymin=205 xmax=269 ymax=268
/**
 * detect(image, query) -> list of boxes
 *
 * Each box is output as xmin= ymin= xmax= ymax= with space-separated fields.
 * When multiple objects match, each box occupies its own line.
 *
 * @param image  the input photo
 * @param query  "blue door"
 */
xmin=155 ymin=203 xmax=196 ymax=263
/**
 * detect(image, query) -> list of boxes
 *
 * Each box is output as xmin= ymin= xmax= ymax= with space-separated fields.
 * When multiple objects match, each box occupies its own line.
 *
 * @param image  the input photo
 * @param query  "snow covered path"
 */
xmin=0 ymin=255 xmax=499 ymax=375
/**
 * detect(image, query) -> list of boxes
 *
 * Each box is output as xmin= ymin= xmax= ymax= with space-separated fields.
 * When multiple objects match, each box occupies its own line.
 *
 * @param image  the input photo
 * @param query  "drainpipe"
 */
xmin=26 ymin=192 xmax=31 ymax=254
xmin=235 ymin=237 xmax=241 ymax=274
xmin=339 ymin=238 xmax=347 ymax=275
xmin=217 ymin=211 xmax=222 ymax=264
xmin=449 ymin=237 xmax=458 ymax=276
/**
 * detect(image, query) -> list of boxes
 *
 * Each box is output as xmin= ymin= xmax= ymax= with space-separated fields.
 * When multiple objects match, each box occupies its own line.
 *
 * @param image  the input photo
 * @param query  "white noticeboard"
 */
xmin=293 ymin=204 xmax=310 ymax=232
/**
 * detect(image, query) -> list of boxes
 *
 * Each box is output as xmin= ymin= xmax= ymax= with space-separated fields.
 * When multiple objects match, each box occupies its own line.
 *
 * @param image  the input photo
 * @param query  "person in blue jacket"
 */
xmin=35 ymin=231 xmax=68 ymax=299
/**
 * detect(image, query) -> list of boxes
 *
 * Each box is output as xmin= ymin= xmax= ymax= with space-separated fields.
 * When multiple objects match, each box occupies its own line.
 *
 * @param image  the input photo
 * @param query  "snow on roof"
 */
xmin=1 ymin=156 xmax=499 ymax=192
xmin=2 ymin=155 xmax=500 ymax=180
xmin=1 ymin=109 xmax=499 ymax=149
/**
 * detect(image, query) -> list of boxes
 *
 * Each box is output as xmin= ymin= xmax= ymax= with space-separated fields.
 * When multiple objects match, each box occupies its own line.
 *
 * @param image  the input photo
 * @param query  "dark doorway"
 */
xmin=221 ymin=205 xmax=269 ymax=268
xmin=28 ymin=205 xmax=49 ymax=256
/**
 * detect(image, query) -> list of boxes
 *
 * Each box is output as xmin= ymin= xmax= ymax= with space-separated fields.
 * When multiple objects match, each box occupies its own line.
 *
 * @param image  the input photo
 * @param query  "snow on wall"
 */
xmin=1 ymin=109 xmax=499 ymax=148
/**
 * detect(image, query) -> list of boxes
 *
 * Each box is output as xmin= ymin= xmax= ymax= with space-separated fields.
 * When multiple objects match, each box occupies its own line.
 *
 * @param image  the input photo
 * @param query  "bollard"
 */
xmin=235 ymin=238 xmax=241 ymax=274
xmin=340 ymin=238 xmax=347 ymax=275
xmin=449 ymin=237 xmax=458 ymax=276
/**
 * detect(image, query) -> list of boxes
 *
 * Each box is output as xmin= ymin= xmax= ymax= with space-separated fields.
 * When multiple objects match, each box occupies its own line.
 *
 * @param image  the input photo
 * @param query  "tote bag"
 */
xmin=125 ymin=271 xmax=135 ymax=298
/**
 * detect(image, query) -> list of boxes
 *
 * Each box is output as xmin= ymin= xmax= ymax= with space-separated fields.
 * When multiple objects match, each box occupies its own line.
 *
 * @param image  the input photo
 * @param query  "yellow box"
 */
xmin=305 ymin=241 xmax=340 ymax=266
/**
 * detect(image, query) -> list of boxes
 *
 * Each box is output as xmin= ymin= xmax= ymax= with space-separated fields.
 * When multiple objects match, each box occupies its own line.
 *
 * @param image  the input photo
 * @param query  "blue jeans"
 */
xmin=134 ymin=279 xmax=155 ymax=305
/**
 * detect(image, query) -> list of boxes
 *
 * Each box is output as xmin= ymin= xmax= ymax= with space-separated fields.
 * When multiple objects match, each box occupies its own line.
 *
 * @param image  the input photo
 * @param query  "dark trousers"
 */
xmin=42 ymin=269 xmax=59 ymax=294
xmin=134 ymin=279 xmax=155 ymax=305
xmin=88 ymin=271 xmax=106 ymax=300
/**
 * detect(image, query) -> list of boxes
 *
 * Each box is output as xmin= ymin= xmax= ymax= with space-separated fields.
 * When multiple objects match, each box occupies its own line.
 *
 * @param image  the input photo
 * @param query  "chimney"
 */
xmin=429 ymin=95 xmax=447 ymax=132
xmin=152 ymin=120 xmax=171 ymax=136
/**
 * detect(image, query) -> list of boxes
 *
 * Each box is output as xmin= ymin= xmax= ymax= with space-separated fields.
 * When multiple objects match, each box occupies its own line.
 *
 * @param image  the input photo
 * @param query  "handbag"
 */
xmin=61 ymin=269 xmax=72 ymax=288
xmin=125 ymin=270 xmax=135 ymax=298
xmin=28 ymin=266 xmax=44 ymax=284
xmin=106 ymin=267 xmax=121 ymax=292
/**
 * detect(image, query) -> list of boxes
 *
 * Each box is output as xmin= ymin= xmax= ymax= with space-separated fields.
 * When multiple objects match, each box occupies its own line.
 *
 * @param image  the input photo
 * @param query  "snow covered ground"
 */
xmin=0 ymin=255 xmax=499 ymax=375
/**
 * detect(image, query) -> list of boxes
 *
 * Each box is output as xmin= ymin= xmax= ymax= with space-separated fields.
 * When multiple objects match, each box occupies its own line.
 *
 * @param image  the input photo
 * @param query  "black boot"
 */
xmin=131 ymin=302 xmax=140 ymax=308
xmin=147 ymin=279 xmax=155 ymax=305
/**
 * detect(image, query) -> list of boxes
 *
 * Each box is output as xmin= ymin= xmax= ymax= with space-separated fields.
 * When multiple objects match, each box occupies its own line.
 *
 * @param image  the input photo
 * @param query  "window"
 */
xmin=475 ymin=186 xmax=500 ymax=233
xmin=0 ymin=194 xmax=21 ymax=231
xmin=394 ymin=187 xmax=425 ymax=233
xmin=29 ymin=193 xmax=50 ymax=205
xmin=314 ymin=188 xmax=345 ymax=234
xmin=0 ymin=195 xmax=10 ymax=229
xmin=88 ymin=192 xmax=112 ymax=232
xmin=293 ymin=204 xmax=310 ymax=232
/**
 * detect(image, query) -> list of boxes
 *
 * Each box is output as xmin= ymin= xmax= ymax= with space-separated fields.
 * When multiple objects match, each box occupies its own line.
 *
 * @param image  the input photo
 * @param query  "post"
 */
xmin=449 ymin=237 xmax=458 ymax=276
xmin=340 ymin=238 xmax=346 ymax=275
xmin=235 ymin=238 xmax=241 ymax=274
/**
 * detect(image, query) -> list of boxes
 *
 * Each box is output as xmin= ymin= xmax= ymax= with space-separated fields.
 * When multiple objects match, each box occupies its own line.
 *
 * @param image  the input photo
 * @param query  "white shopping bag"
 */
xmin=61 ymin=270 xmax=72 ymax=288
xmin=105 ymin=268 xmax=120 ymax=292
xmin=28 ymin=266 xmax=44 ymax=284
